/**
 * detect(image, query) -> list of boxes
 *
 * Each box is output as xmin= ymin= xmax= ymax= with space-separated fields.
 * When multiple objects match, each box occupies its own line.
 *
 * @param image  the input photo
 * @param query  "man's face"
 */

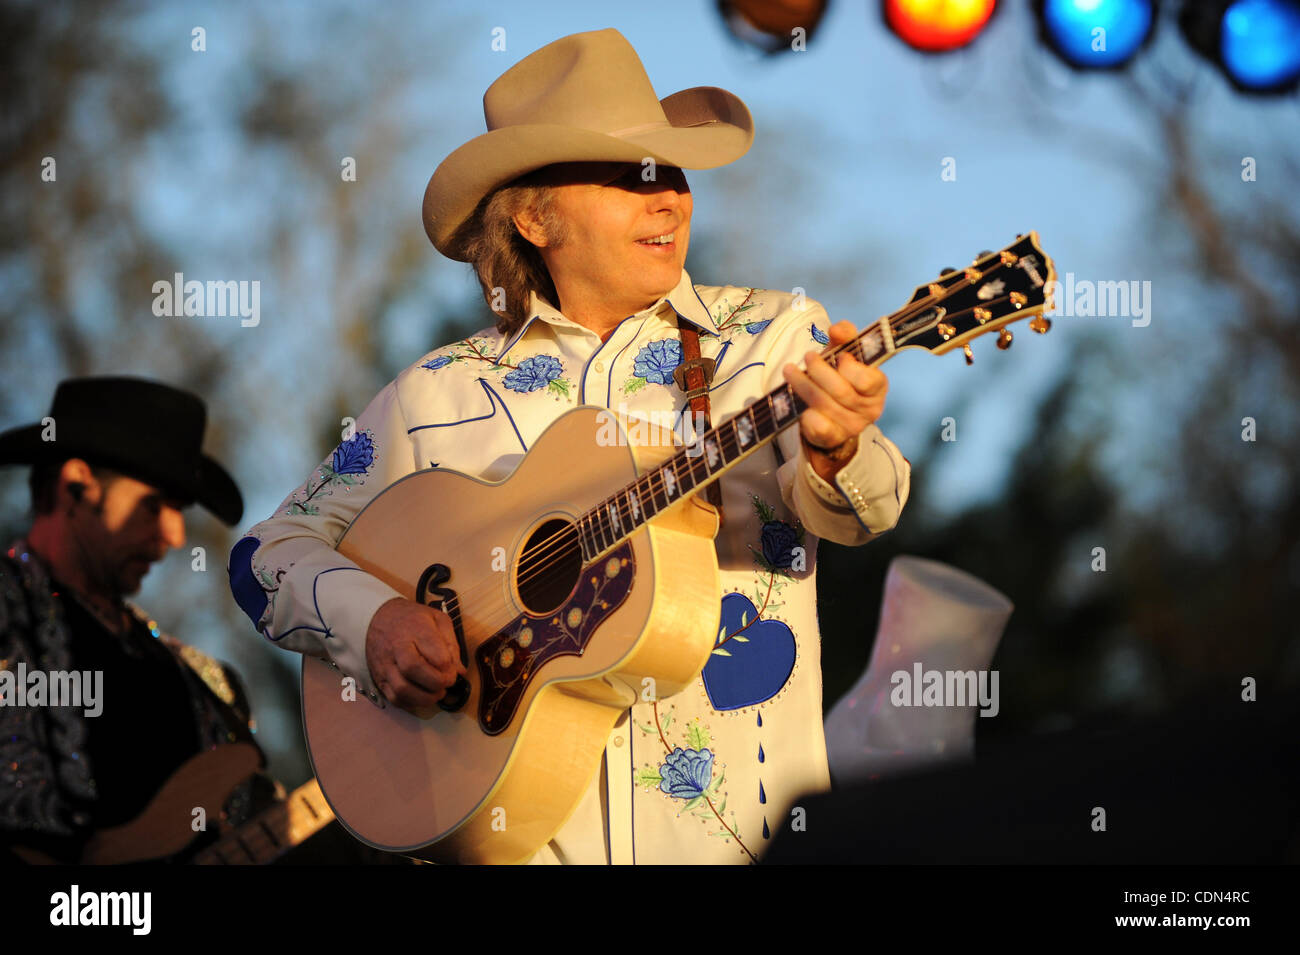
xmin=533 ymin=162 xmax=693 ymax=316
xmin=75 ymin=473 xmax=187 ymax=596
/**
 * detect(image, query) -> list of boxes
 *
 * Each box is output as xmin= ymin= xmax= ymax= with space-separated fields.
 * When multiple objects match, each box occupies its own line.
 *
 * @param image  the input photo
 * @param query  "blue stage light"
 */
xmin=1041 ymin=0 xmax=1156 ymax=68
xmin=1220 ymin=0 xmax=1300 ymax=90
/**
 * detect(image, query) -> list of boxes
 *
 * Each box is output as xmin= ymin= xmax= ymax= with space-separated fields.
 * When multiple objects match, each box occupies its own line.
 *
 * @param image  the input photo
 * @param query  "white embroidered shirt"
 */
xmin=228 ymin=268 xmax=910 ymax=864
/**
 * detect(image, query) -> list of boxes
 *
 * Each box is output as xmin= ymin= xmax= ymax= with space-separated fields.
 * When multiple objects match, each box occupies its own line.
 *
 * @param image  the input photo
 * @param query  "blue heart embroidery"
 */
xmin=701 ymin=592 xmax=796 ymax=711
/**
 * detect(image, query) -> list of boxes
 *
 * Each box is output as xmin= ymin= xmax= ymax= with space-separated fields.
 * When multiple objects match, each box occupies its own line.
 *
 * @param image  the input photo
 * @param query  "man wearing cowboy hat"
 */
xmin=231 ymin=28 xmax=910 ymax=864
xmin=0 ymin=377 xmax=275 ymax=863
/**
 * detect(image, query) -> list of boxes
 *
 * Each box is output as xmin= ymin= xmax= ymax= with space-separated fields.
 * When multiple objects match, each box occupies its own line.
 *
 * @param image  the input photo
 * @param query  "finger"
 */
xmin=436 ymin=613 xmax=470 ymax=678
xmin=785 ymin=361 xmax=867 ymax=439
xmin=840 ymin=362 xmax=888 ymax=400
xmin=796 ymin=407 xmax=846 ymax=449
xmin=421 ymin=611 xmax=469 ymax=678
xmin=826 ymin=320 xmax=859 ymax=346
xmin=387 ymin=673 xmax=447 ymax=713
xmin=796 ymin=352 xmax=889 ymax=427
xmin=802 ymin=351 xmax=867 ymax=410
xmin=395 ymin=641 xmax=455 ymax=695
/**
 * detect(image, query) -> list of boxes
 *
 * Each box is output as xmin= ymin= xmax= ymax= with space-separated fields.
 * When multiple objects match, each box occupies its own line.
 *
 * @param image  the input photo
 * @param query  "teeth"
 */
xmin=638 ymin=234 xmax=673 ymax=245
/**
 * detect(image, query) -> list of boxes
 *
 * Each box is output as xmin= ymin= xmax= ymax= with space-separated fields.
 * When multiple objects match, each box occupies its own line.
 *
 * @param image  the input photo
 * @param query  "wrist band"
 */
xmin=802 ymin=433 xmax=858 ymax=465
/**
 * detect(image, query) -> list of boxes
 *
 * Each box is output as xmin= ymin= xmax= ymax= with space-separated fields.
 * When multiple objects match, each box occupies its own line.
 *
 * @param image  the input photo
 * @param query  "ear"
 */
xmin=512 ymin=207 xmax=550 ymax=249
xmin=58 ymin=458 xmax=101 ymax=507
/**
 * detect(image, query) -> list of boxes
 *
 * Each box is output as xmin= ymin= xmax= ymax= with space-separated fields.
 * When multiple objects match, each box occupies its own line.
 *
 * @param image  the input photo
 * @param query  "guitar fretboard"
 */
xmin=577 ymin=326 xmax=886 ymax=560
xmin=194 ymin=777 xmax=334 ymax=865
xmin=575 ymin=235 xmax=1052 ymax=561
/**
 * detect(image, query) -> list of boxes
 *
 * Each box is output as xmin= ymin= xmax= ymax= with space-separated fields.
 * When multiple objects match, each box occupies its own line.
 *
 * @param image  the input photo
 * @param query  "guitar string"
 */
xmin=478 ymin=257 xmax=1034 ymax=595
xmin=488 ymin=276 xmax=1015 ymax=588
xmin=523 ymin=256 xmax=1037 ymax=576
xmin=436 ymin=270 xmax=1041 ymax=616
xmin=200 ymin=795 xmax=327 ymax=863
xmin=451 ymin=287 xmax=1037 ymax=619
xmin=438 ymin=280 xmax=1040 ymax=620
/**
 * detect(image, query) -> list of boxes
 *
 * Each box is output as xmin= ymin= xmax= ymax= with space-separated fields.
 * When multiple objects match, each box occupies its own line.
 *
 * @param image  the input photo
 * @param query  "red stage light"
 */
xmin=884 ymin=0 xmax=999 ymax=52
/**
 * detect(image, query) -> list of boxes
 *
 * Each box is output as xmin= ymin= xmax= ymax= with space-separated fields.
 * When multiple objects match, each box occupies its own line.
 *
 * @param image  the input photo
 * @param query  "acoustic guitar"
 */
xmin=301 ymin=233 xmax=1058 ymax=864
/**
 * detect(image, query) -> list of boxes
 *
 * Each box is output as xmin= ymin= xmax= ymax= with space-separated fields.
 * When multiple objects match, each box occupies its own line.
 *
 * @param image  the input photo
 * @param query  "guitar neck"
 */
xmin=194 ymin=777 xmax=335 ymax=865
xmin=576 ymin=235 xmax=1055 ymax=561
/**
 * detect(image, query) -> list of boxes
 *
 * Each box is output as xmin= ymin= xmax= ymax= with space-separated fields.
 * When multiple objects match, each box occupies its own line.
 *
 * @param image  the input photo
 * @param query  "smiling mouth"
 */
xmin=635 ymin=233 xmax=675 ymax=247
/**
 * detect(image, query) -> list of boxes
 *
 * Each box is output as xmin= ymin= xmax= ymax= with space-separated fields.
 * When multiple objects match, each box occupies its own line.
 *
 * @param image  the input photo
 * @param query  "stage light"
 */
xmin=1221 ymin=0 xmax=1300 ymax=90
xmin=1181 ymin=0 xmax=1300 ymax=93
xmin=718 ymin=0 xmax=830 ymax=54
xmin=882 ymin=0 xmax=999 ymax=53
xmin=1036 ymin=0 xmax=1157 ymax=69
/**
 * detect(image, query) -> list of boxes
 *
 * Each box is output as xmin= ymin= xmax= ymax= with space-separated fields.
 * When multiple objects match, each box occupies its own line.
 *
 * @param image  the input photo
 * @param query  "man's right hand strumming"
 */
xmin=365 ymin=597 xmax=467 ymax=718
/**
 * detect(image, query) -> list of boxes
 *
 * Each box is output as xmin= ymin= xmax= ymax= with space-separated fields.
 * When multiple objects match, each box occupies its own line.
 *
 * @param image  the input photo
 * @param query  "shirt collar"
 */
xmin=512 ymin=268 xmax=718 ymax=352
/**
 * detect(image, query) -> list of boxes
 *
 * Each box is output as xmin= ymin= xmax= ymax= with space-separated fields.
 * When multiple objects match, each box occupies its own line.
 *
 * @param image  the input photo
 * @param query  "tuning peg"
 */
xmin=939 ymin=267 xmax=956 ymax=275
xmin=963 ymin=344 xmax=974 ymax=365
xmin=975 ymin=250 xmax=992 ymax=261
xmin=997 ymin=328 xmax=1013 ymax=350
xmin=1029 ymin=316 xmax=1051 ymax=334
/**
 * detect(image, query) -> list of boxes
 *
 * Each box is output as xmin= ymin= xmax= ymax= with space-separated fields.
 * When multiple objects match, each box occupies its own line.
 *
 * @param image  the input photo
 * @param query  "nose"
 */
xmin=644 ymin=181 xmax=680 ymax=210
xmin=160 ymin=505 xmax=186 ymax=551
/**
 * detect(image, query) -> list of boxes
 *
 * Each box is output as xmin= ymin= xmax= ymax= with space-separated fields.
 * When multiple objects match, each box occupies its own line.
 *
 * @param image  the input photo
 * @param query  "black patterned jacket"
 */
xmin=0 ymin=538 xmax=270 ymax=862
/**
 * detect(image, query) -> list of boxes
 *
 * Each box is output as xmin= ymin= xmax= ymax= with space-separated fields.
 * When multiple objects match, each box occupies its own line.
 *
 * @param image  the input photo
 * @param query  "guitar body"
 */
xmin=80 ymin=742 xmax=262 ymax=864
xmin=12 ymin=742 xmax=335 ymax=865
xmin=301 ymin=407 xmax=722 ymax=864
xmin=13 ymin=743 xmax=261 ymax=865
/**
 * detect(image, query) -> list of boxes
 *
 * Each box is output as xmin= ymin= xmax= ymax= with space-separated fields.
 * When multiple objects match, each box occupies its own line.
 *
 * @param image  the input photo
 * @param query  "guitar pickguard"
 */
xmin=476 ymin=542 xmax=636 ymax=735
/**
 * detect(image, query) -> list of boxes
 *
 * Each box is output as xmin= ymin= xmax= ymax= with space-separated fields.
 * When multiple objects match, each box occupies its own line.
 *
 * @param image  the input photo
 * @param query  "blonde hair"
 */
xmin=456 ymin=171 xmax=566 ymax=334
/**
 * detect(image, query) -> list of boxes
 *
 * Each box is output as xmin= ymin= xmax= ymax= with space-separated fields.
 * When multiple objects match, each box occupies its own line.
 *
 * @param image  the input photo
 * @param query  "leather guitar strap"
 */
xmin=673 ymin=317 xmax=724 ymax=526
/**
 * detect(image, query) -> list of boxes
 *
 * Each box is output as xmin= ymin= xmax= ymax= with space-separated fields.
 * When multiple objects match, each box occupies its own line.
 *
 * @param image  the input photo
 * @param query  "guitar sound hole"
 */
xmin=516 ymin=518 xmax=583 ymax=616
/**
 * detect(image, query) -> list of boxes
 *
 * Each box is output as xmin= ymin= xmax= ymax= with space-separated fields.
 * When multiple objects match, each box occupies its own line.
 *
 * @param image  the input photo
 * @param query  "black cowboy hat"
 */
xmin=0 ymin=377 xmax=243 ymax=525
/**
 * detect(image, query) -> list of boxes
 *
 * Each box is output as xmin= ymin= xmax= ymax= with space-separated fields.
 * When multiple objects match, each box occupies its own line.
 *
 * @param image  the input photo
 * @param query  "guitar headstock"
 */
xmin=889 ymin=232 xmax=1057 ymax=362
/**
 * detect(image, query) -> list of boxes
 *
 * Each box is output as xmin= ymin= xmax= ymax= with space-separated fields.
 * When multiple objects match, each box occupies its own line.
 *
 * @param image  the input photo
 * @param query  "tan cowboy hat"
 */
xmin=423 ymin=28 xmax=754 ymax=261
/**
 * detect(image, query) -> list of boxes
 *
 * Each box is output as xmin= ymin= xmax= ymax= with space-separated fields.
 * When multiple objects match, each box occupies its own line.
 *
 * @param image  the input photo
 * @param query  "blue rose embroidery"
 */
xmin=421 ymin=354 xmax=453 ymax=371
xmin=286 ymin=429 xmax=377 ymax=515
xmin=810 ymin=323 xmax=830 ymax=345
xmin=504 ymin=354 xmax=564 ymax=393
xmin=332 ymin=432 xmax=375 ymax=476
xmin=631 ymin=338 xmax=683 ymax=385
xmin=658 ymin=746 xmax=714 ymax=799
xmin=745 ymin=319 xmax=772 ymax=334
xmin=760 ymin=520 xmax=799 ymax=569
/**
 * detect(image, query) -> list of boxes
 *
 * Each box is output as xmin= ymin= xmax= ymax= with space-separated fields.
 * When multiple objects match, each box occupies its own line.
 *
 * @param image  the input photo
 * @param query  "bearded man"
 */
xmin=229 ymin=28 xmax=910 ymax=864
xmin=0 ymin=377 xmax=273 ymax=863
